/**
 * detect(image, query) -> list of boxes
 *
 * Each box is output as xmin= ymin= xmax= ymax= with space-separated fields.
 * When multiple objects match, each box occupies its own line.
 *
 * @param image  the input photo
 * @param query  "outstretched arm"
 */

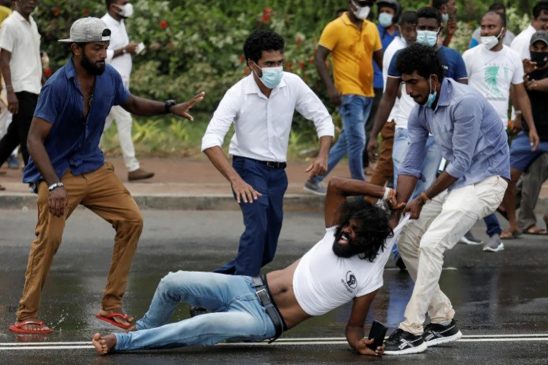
xmin=122 ymin=91 xmax=205 ymax=119
xmin=345 ymin=291 xmax=383 ymax=356
xmin=324 ymin=177 xmax=400 ymax=227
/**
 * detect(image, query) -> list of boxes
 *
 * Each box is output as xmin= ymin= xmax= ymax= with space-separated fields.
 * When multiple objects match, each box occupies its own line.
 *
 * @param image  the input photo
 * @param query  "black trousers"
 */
xmin=0 ymin=91 xmax=38 ymax=166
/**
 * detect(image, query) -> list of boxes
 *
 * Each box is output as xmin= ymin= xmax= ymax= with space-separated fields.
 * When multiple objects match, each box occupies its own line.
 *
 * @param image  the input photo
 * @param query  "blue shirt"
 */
xmin=23 ymin=59 xmax=130 ymax=184
xmin=388 ymin=46 xmax=468 ymax=81
xmin=373 ymin=24 xmax=398 ymax=89
xmin=400 ymin=78 xmax=510 ymax=190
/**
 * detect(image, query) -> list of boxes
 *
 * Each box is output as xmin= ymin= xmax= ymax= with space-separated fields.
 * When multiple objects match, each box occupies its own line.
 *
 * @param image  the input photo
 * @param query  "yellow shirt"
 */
xmin=0 ymin=6 xmax=11 ymax=24
xmin=319 ymin=13 xmax=381 ymax=97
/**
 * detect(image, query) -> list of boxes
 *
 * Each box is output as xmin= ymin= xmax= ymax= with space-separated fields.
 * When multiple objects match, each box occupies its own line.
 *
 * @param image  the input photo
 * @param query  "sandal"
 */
xmin=96 ymin=311 xmax=135 ymax=330
xmin=9 ymin=320 xmax=53 ymax=334
xmin=500 ymin=230 xmax=520 ymax=239
xmin=523 ymin=225 xmax=548 ymax=235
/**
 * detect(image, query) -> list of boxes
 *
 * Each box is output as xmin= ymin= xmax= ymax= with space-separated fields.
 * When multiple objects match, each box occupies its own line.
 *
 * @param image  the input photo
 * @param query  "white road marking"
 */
xmin=1 ymin=334 xmax=548 ymax=351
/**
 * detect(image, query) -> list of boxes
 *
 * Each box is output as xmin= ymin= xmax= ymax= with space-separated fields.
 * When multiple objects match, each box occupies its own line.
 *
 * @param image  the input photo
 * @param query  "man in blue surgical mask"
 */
xmin=201 ymin=30 xmax=334 ymax=299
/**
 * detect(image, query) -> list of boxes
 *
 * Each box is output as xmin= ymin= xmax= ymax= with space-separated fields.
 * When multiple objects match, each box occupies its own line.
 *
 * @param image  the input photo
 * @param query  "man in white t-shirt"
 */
xmin=510 ymin=1 xmax=548 ymax=60
xmin=462 ymin=11 xmax=537 ymax=252
xmin=102 ymin=0 xmax=154 ymax=181
xmin=92 ymin=177 xmax=406 ymax=356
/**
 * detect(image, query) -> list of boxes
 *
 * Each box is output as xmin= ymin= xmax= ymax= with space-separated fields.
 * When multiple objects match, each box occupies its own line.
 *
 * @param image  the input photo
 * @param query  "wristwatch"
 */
xmin=164 ymin=99 xmax=176 ymax=113
xmin=48 ymin=181 xmax=64 ymax=192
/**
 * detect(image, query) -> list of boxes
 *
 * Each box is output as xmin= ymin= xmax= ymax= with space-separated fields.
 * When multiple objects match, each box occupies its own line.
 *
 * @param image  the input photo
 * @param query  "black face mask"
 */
xmin=530 ymin=51 xmax=548 ymax=68
xmin=81 ymin=52 xmax=105 ymax=75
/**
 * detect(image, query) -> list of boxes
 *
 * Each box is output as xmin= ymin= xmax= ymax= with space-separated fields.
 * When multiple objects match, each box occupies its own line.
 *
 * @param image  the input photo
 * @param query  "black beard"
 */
xmin=81 ymin=54 xmax=105 ymax=76
xmin=332 ymin=229 xmax=361 ymax=258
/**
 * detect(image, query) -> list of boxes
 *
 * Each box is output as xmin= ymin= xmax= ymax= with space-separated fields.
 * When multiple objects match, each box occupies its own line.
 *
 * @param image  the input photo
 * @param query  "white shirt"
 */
xmin=293 ymin=215 xmax=409 ymax=316
xmin=383 ymin=36 xmax=415 ymax=129
xmin=101 ymin=13 xmax=132 ymax=87
xmin=201 ymin=72 xmax=334 ymax=162
xmin=510 ymin=25 xmax=536 ymax=60
xmin=0 ymin=11 xmax=41 ymax=94
xmin=463 ymin=44 xmax=524 ymax=127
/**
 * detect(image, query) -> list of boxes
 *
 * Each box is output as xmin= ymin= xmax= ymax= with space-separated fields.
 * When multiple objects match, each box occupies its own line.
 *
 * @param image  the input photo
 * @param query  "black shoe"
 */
xmin=422 ymin=319 xmax=462 ymax=347
xmin=384 ymin=329 xmax=427 ymax=355
xmin=189 ymin=305 xmax=209 ymax=317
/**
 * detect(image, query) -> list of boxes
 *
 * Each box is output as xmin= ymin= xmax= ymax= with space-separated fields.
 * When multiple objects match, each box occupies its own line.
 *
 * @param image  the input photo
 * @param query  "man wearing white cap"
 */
xmin=8 ymin=17 xmax=205 ymax=335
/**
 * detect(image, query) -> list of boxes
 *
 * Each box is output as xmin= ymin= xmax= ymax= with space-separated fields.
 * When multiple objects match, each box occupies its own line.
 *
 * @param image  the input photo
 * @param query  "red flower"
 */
xmin=261 ymin=7 xmax=272 ymax=23
xmin=52 ymin=7 xmax=61 ymax=17
xmin=43 ymin=67 xmax=53 ymax=78
xmin=159 ymin=19 xmax=169 ymax=30
xmin=82 ymin=8 xmax=89 ymax=16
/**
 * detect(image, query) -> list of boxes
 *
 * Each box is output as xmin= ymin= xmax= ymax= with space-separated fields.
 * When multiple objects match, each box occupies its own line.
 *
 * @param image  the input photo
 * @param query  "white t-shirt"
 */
xmin=102 ymin=13 xmax=132 ymax=88
xmin=0 ymin=11 xmax=41 ymax=94
xmin=510 ymin=25 xmax=536 ymax=61
xmin=463 ymin=44 xmax=524 ymax=127
xmin=383 ymin=37 xmax=415 ymax=129
xmin=293 ymin=215 xmax=409 ymax=316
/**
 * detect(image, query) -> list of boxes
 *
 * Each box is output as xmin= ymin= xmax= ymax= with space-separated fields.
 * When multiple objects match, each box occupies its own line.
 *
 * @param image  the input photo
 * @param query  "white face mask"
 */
xmin=480 ymin=28 xmax=504 ymax=50
xmin=441 ymin=13 xmax=449 ymax=23
xmin=416 ymin=30 xmax=438 ymax=47
xmin=352 ymin=2 xmax=371 ymax=20
xmin=115 ymin=3 xmax=134 ymax=18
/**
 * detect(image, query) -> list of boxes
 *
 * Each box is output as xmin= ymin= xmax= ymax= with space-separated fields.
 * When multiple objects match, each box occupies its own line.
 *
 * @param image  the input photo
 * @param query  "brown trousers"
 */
xmin=16 ymin=162 xmax=143 ymax=321
xmin=369 ymin=121 xmax=395 ymax=186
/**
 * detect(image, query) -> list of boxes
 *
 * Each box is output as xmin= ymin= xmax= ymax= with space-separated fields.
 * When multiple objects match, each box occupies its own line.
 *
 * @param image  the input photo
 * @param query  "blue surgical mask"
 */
xmin=378 ymin=12 xmax=393 ymax=27
xmin=425 ymin=76 xmax=437 ymax=108
xmin=258 ymin=66 xmax=283 ymax=89
xmin=416 ymin=30 xmax=438 ymax=47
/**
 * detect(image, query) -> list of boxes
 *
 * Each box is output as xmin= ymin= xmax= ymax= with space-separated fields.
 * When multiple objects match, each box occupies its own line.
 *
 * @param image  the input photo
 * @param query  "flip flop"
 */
xmin=523 ymin=226 xmax=548 ymax=235
xmin=96 ymin=312 xmax=134 ymax=330
xmin=500 ymin=230 xmax=520 ymax=239
xmin=9 ymin=320 xmax=53 ymax=334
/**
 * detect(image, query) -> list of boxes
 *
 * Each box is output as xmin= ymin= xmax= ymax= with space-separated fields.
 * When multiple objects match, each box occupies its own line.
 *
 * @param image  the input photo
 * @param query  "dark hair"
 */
xmin=105 ymin=0 xmax=117 ymax=7
xmin=396 ymin=43 xmax=444 ymax=80
xmin=533 ymin=0 xmax=548 ymax=18
xmin=417 ymin=6 xmax=442 ymax=25
xmin=488 ymin=2 xmax=506 ymax=12
xmin=484 ymin=10 xmax=506 ymax=27
xmin=335 ymin=199 xmax=393 ymax=262
xmin=432 ymin=0 xmax=448 ymax=10
xmin=399 ymin=10 xmax=418 ymax=26
xmin=243 ymin=30 xmax=284 ymax=64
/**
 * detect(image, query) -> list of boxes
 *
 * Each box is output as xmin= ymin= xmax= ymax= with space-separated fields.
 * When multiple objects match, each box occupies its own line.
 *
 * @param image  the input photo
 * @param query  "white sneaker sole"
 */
xmin=483 ymin=243 xmax=504 ymax=252
xmin=384 ymin=341 xmax=427 ymax=355
xmin=303 ymin=186 xmax=326 ymax=196
xmin=459 ymin=237 xmax=483 ymax=245
xmin=424 ymin=330 xmax=462 ymax=347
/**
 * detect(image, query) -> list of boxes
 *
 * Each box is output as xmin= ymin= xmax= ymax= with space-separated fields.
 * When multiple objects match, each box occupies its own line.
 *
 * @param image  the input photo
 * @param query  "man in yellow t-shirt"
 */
xmin=0 ymin=1 xmax=11 ymax=24
xmin=305 ymin=0 xmax=382 ymax=195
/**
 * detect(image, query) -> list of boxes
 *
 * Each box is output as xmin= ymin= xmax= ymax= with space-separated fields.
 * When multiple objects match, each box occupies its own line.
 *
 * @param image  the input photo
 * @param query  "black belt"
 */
xmin=251 ymin=275 xmax=287 ymax=342
xmin=234 ymin=156 xmax=287 ymax=169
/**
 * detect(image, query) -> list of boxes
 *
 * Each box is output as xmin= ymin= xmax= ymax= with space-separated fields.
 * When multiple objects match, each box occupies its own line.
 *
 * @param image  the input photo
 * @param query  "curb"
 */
xmin=0 ymin=193 xmax=326 ymax=212
xmin=1 ymin=192 xmax=547 ymax=213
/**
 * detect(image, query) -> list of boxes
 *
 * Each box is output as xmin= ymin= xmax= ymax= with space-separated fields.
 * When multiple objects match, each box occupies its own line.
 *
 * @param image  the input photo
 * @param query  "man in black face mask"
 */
xmin=9 ymin=17 xmax=205 ymax=335
xmin=500 ymin=30 xmax=548 ymax=238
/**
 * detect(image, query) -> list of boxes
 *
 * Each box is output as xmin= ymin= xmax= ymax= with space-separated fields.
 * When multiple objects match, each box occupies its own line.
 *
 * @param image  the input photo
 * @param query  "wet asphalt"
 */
xmin=0 ymin=208 xmax=547 ymax=364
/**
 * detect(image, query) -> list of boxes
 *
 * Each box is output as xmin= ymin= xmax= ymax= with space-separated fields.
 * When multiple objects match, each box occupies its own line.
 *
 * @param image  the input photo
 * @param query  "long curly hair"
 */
xmin=335 ymin=199 xmax=393 ymax=262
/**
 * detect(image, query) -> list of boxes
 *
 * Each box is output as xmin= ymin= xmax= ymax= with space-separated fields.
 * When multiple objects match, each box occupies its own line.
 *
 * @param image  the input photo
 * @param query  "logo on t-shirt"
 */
xmin=343 ymin=270 xmax=357 ymax=292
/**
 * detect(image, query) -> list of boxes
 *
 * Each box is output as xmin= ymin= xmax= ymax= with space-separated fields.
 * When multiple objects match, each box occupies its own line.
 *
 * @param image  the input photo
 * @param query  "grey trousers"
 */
xmin=518 ymin=153 xmax=548 ymax=230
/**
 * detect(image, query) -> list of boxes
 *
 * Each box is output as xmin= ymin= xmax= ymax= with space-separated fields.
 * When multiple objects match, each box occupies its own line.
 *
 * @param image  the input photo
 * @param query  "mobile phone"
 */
xmin=367 ymin=320 xmax=387 ymax=350
xmin=135 ymin=42 xmax=146 ymax=55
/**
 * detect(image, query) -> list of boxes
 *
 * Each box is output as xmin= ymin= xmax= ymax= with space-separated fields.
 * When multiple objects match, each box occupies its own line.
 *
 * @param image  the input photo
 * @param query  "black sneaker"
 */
xmin=384 ymin=329 xmax=427 ymax=355
xmin=422 ymin=319 xmax=462 ymax=347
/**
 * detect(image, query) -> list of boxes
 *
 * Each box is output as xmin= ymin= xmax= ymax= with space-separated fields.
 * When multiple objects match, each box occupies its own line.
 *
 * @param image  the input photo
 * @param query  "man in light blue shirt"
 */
xmin=383 ymin=44 xmax=509 ymax=355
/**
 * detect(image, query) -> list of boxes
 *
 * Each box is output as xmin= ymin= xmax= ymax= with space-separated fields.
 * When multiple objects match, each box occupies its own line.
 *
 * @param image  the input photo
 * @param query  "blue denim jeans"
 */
xmin=392 ymin=128 xmax=442 ymax=199
xmin=114 ymin=271 xmax=276 ymax=351
xmin=313 ymin=95 xmax=373 ymax=183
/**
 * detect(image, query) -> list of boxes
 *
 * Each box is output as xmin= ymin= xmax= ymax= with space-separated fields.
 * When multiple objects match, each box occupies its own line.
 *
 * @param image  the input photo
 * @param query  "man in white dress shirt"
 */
xmin=102 ymin=0 xmax=153 ymax=181
xmin=201 ymin=30 xmax=334 ymax=279
xmin=510 ymin=1 xmax=548 ymax=60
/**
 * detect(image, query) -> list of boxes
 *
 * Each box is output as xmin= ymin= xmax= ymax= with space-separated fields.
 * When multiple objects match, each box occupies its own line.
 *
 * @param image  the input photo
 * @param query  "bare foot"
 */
xmin=92 ymin=333 xmax=116 ymax=355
